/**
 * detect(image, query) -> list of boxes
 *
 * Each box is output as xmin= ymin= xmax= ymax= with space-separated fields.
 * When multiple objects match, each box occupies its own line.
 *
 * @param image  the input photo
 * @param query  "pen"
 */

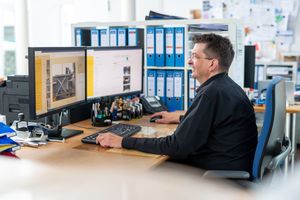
xmin=48 ymin=138 xmax=65 ymax=143
xmin=94 ymin=103 xmax=97 ymax=117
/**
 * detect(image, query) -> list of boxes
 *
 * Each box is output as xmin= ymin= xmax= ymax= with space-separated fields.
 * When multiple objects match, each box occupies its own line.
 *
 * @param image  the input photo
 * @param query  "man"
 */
xmin=96 ymin=33 xmax=258 ymax=172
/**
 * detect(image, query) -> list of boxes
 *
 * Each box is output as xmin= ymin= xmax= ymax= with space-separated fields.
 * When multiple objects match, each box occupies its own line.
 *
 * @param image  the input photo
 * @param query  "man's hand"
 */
xmin=150 ymin=111 xmax=181 ymax=124
xmin=95 ymin=133 xmax=123 ymax=148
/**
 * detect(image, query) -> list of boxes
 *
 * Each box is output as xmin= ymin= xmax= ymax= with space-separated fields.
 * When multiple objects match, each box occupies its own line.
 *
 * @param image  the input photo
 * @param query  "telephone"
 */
xmin=140 ymin=96 xmax=168 ymax=114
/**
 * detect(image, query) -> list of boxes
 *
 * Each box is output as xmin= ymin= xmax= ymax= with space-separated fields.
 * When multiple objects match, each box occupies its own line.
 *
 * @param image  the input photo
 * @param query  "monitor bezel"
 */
xmin=85 ymin=46 xmax=144 ymax=100
xmin=28 ymin=47 xmax=87 ymax=120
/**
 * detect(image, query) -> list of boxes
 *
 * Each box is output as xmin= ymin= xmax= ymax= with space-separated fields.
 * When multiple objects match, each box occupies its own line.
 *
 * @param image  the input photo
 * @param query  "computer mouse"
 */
xmin=149 ymin=115 xmax=162 ymax=123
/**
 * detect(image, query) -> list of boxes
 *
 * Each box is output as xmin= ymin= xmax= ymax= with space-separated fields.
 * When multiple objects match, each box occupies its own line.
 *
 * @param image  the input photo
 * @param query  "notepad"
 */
xmin=0 ymin=122 xmax=16 ymax=137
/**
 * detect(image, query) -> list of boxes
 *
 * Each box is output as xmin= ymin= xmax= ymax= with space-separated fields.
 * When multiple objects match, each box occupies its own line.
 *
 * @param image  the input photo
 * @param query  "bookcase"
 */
xmin=71 ymin=19 xmax=244 ymax=111
xmin=255 ymin=61 xmax=298 ymax=90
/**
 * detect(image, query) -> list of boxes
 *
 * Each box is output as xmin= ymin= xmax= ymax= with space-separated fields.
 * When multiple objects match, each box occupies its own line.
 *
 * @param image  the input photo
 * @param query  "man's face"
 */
xmin=188 ymin=43 xmax=213 ymax=83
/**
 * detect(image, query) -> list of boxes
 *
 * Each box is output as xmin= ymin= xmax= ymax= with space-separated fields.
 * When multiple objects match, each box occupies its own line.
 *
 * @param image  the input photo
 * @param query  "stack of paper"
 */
xmin=0 ymin=122 xmax=20 ymax=157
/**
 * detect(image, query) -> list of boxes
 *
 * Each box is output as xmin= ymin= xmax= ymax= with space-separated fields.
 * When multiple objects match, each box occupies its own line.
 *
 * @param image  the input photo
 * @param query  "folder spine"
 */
xmin=155 ymin=27 xmax=165 ymax=66
xmin=188 ymin=70 xmax=195 ymax=108
xmin=165 ymin=71 xmax=175 ymax=111
xmin=128 ymin=28 xmax=144 ymax=47
xmin=156 ymin=70 xmax=166 ymax=104
xmin=147 ymin=70 xmax=157 ymax=96
xmin=173 ymin=70 xmax=184 ymax=110
xmin=165 ymin=27 xmax=175 ymax=67
xmin=117 ymin=28 xmax=127 ymax=46
xmin=146 ymin=27 xmax=156 ymax=66
xmin=75 ymin=28 xmax=82 ymax=46
xmin=90 ymin=29 xmax=100 ymax=46
xmin=175 ymin=27 xmax=185 ymax=67
xmin=100 ymin=29 xmax=109 ymax=47
xmin=109 ymin=28 xmax=118 ymax=47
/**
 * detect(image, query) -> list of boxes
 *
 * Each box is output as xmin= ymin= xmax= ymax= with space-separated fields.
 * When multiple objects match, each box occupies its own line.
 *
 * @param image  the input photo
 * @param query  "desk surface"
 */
xmin=253 ymin=104 xmax=300 ymax=113
xmin=15 ymin=115 xmax=178 ymax=170
xmin=1 ymin=115 xmax=250 ymax=199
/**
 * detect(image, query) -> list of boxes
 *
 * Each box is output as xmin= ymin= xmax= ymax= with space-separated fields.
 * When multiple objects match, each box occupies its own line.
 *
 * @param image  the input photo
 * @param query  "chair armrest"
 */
xmin=203 ymin=170 xmax=250 ymax=179
xmin=267 ymin=137 xmax=291 ymax=170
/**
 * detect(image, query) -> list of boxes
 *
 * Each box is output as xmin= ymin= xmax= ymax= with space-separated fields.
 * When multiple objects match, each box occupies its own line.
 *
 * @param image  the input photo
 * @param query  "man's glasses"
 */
xmin=190 ymin=53 xmax=213 ymax=60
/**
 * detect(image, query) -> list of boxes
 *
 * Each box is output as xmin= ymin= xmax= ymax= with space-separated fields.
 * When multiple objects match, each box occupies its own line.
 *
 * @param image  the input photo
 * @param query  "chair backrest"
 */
xmin=252 ymin=77 xmax=286 ymax=181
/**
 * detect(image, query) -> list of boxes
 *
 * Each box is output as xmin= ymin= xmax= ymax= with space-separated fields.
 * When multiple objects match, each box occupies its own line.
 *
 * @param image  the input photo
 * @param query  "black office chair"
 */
xmin=203 ymin=77 xmax=291 ymax=185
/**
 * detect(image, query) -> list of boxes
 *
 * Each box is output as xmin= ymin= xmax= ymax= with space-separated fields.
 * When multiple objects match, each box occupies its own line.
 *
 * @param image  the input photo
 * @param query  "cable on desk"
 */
xmin=70 ymin=124 xmax=100 ymax=130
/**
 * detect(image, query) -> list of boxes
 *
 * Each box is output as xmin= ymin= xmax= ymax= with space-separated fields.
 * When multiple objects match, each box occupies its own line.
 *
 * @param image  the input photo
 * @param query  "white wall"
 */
xmin=135 ymin=0 xmax=163 ymax=21
xmin=27 ymin=0 xmax=110 ymax=46
xmin=290 ymin=8 xmax=300 ymax=52
xmin=5 ymin=0 xmax=300 ymax=75
xmin=163 ymin=0 xmax=202 ymax=18
xmin=27 ymin=0 xmax=62 ymax=46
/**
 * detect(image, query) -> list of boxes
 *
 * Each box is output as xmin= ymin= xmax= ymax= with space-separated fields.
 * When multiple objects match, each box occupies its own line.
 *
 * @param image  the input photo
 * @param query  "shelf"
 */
xmin=145 ymin=66 xmax=185 ymax=70
xmin=72 ymin=19 xmax=244 ymax=111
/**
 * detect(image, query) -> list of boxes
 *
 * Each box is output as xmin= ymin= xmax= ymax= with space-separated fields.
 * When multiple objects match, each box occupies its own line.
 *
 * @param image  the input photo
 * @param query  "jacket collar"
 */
xmin=196 ymin=72 xmax=228 ymax=93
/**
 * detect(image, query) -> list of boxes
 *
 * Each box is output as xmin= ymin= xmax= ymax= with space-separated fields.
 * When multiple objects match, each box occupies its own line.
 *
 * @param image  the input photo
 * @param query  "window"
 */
xmin=4 ymin=50 xmax=16 ymax=76
xmin=0 ymin=0 xmax=16 ymax=78
xmin=4 ymin=26 xmax=15 ymax=42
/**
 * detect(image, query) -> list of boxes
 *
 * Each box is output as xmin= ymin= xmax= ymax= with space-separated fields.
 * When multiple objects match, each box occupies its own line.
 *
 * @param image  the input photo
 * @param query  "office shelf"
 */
xmin=72 ymin=19 xmax=244 ymax=110
xmin=255 ymin=61 xmax=298 ymax=82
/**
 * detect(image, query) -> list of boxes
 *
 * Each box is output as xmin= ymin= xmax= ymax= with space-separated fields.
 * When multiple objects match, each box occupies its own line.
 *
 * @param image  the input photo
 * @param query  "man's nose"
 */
xmin=188 ymin=58 xmax=193 ymax=65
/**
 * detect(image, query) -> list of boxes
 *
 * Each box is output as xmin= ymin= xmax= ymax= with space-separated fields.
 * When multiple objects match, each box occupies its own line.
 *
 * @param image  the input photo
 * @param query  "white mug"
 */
xmin=0 ymin=114 xmax=7 ymax=125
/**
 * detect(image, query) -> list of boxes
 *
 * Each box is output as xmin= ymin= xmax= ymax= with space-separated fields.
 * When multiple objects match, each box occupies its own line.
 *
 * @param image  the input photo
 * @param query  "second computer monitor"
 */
xmin=28 ymin=47 xmax=86 ymax=119
xmin=86 ymin=47 xmax=143 ymax=99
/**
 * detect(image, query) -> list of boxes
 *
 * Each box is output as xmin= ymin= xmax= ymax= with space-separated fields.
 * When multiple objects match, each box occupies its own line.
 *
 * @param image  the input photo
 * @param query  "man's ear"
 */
xmin=208 ymin=59 xmax=219 ymax=72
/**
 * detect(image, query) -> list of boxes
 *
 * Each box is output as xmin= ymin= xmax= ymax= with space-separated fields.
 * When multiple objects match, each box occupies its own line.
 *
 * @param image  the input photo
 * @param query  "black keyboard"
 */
xmin=81 ymin=123 xmax=141 ymax=144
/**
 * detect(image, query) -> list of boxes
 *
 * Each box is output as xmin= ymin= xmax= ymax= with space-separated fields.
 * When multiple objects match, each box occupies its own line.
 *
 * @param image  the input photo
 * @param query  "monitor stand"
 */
xmin=47 ymin=126 xmax=83 ymax=140
xmin=47 ymin=110 xmax=83 ymax=140
xmin=61 ymin=128 xmax=83 ymax=138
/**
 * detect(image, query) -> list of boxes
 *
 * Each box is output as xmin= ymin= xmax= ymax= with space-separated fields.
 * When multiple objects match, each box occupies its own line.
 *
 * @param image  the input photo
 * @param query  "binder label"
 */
xmin=91 ymin=29 xmax=99 ymax=46
xmin=110 ymin=29 xmax=117 ymax=46
xmin=175 ymin=31 xmax=184 ymax=54
xmin=189 ymin=76 xmax=195 ymax=98
xmin=174 ymin=76 xmax=182 ymax=97
xmin=166 ymin=31 xmax=174 ymax=54
xmin=157 ymin=76 xmax=164 ymax=96
xmin=148 ymin=76 xmax=155 ymax=96
xmin=118 ymin=29 xmax=126 ymax=46
xmin=166 ymin=77 xmax=174 ymax=97
xmin=100 ymin=29 xmax=109 ymax=47
xmin=128 ymin=29 xmax=137 ymax=46
xmin=147 ymin=30 xmax=154 ymax=54
xmin=156 ymin=29 xmax=164 ymax=54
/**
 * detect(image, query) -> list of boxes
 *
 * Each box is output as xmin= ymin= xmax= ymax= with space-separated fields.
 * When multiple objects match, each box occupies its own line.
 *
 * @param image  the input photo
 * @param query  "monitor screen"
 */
xmin=86 ymin=47 xmax=143 ymax=99
xmin=28 ymin=47 xmax=86 ymax=119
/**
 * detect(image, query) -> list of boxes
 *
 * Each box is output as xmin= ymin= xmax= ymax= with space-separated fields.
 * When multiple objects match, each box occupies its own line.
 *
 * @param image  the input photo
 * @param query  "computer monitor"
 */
xmin=86 ymin=47 xmax=143 ymax=99
xmin=28 ymin=47 xmax=86 ymax=138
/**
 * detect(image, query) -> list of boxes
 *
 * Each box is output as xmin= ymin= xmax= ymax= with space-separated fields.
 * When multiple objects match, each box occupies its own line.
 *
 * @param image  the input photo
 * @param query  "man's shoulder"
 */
xmin=203 ymin=76 xmax=242 ymax=97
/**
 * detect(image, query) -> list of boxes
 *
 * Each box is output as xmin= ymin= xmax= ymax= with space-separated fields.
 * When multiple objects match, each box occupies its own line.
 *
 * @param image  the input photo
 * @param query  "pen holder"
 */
xmin=92 ymin=116 xmax=112 ymax=127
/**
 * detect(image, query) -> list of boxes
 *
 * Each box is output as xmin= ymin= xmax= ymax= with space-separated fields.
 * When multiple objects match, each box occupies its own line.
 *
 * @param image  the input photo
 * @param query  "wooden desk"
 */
xmin=16 ymin=116 xmax=178 ymax=170
xmin=7 ymin=116 xmax=245 ymax=199
xmin=2 ymin=115 xmax=250 ymax=199
xmin=254 ymin=105 xmax=300 ymax=173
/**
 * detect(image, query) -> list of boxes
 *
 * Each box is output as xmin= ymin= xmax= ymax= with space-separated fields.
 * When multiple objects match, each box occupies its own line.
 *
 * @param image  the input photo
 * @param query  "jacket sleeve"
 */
xmin=122 ymin=94 xmax=216 ymax=158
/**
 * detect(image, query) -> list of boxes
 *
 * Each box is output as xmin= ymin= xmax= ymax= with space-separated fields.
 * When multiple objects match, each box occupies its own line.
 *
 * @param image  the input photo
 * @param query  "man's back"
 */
xmin=184 ymin=73 xmax=258 ymax=171
xmin=123 ymin=73 xmax=257 ymax=173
